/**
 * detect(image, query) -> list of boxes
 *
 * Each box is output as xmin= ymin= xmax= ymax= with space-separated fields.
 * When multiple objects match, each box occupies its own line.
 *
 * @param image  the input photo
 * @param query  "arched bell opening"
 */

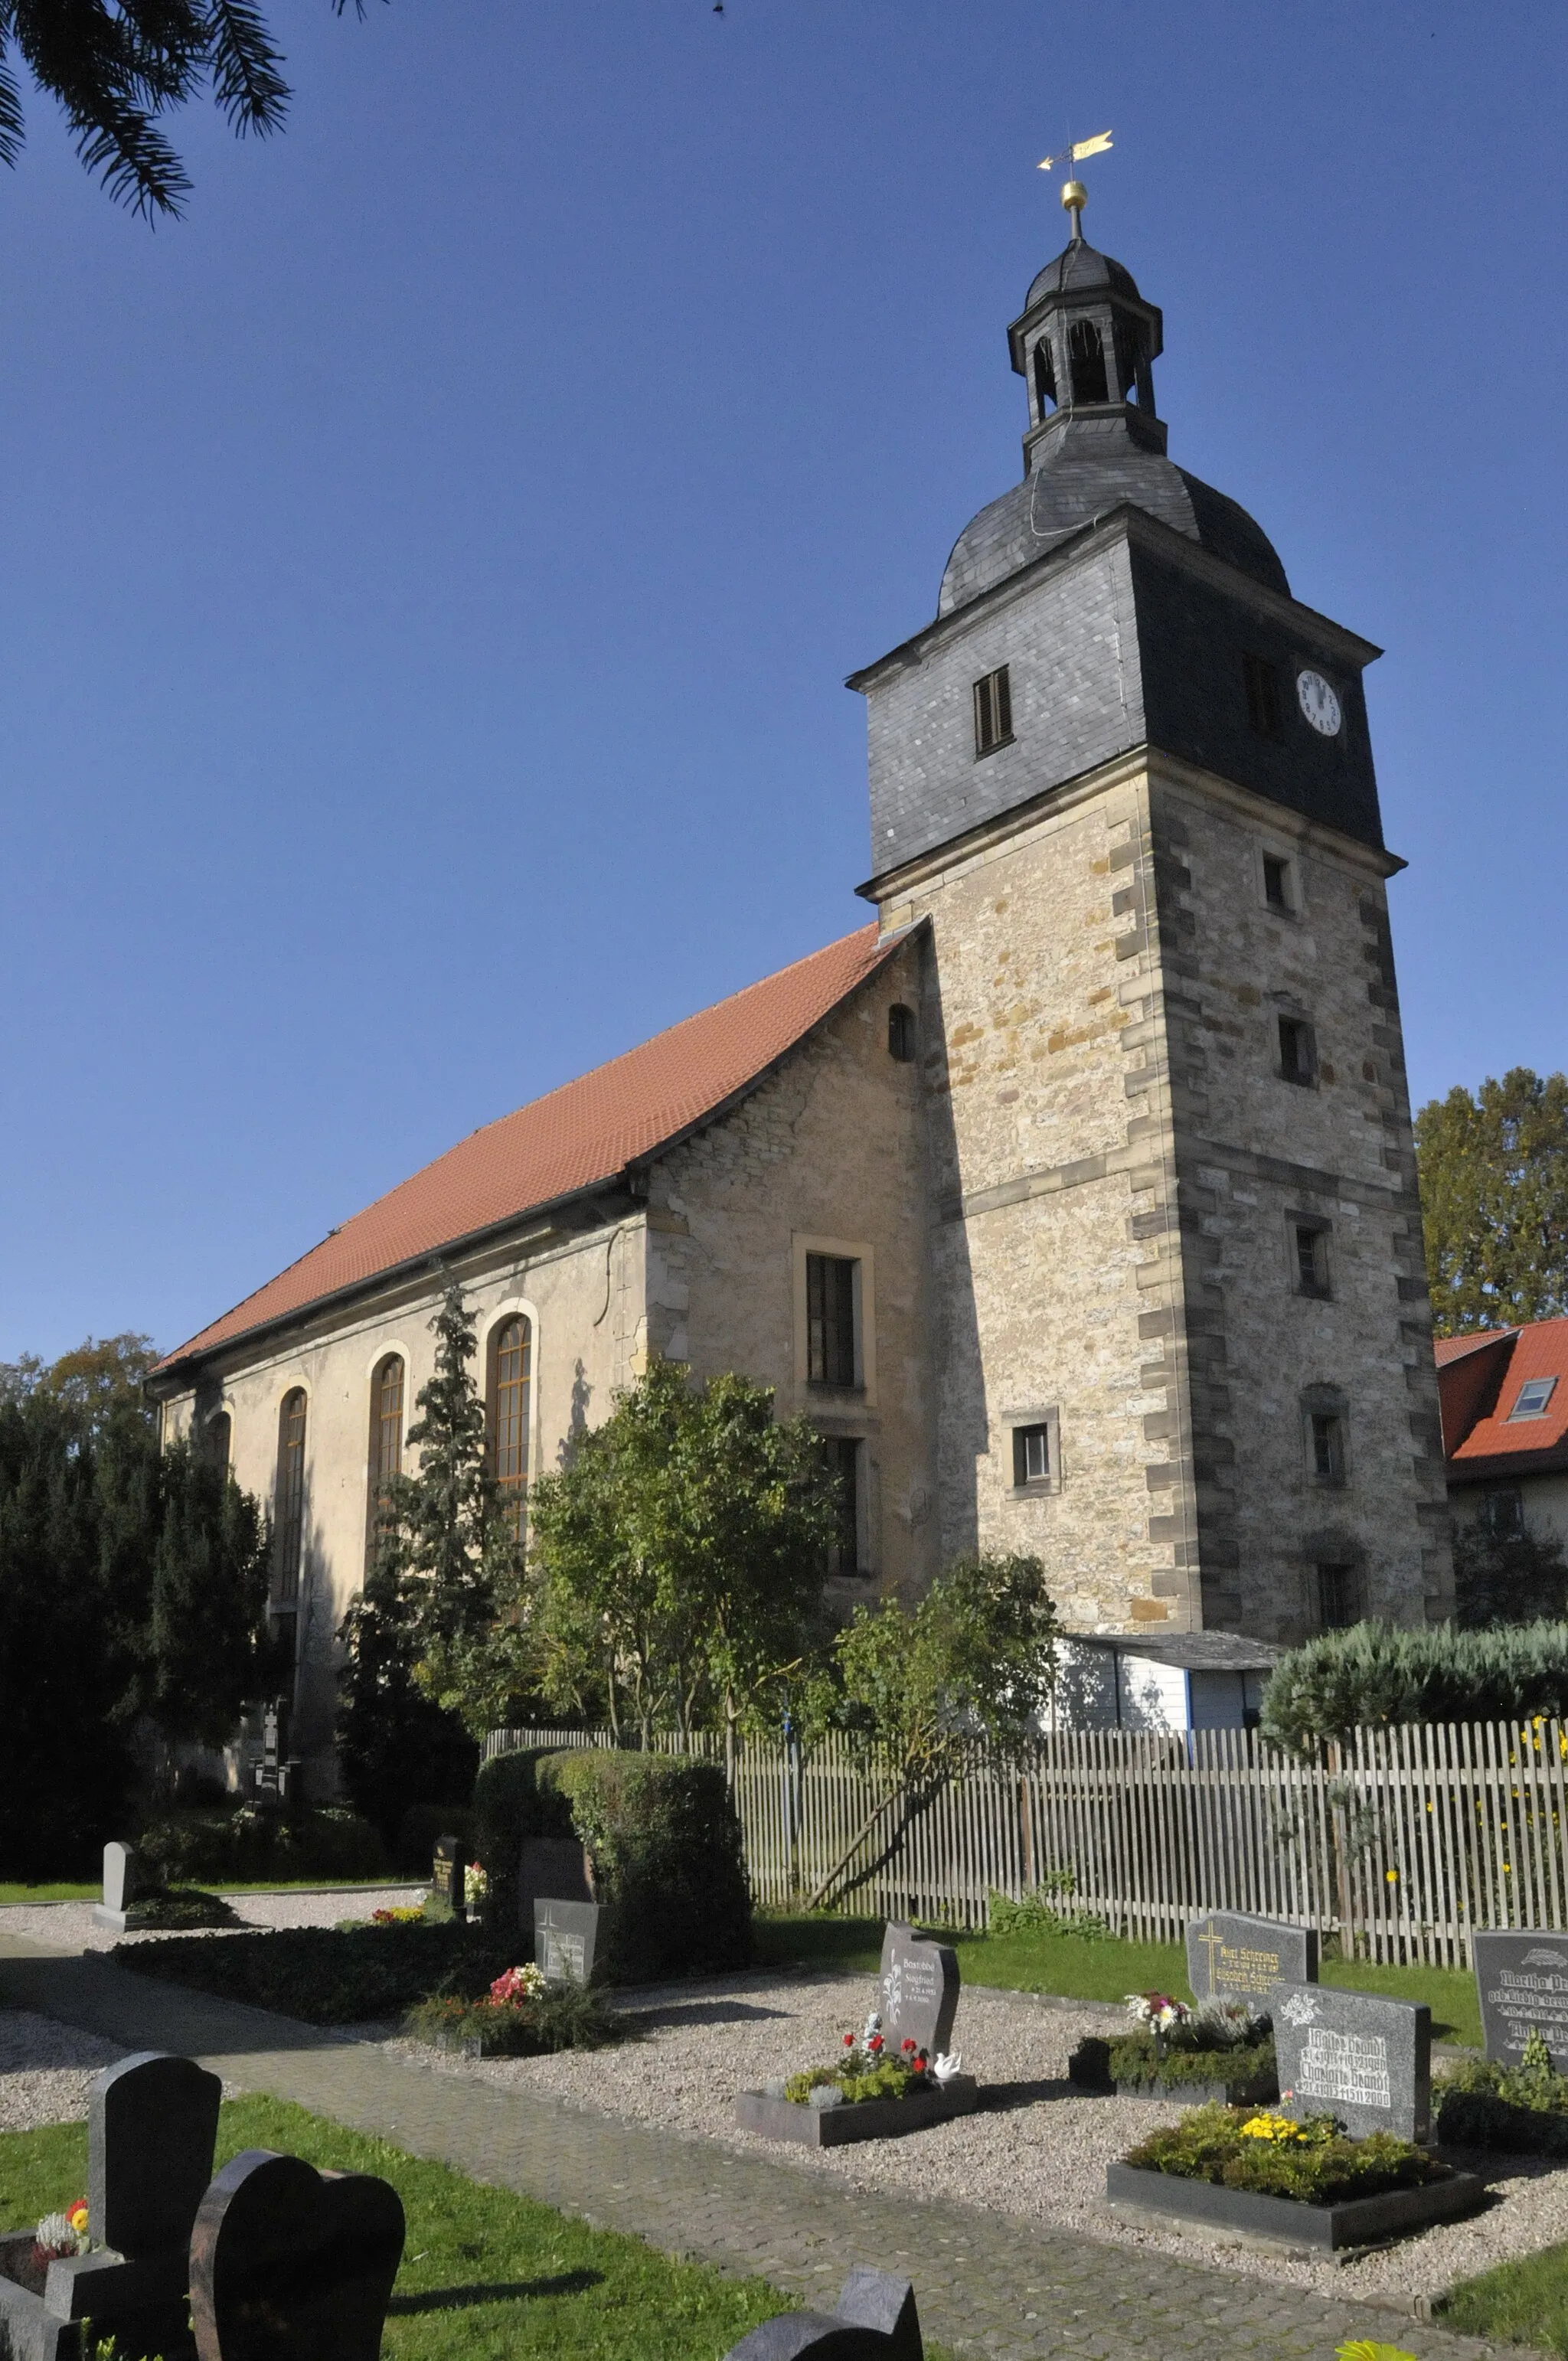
xmin=1067 ymin=317 xmax=1110 ymax=405
xmin=1032 ymin=338 xmax=1057 ymax=419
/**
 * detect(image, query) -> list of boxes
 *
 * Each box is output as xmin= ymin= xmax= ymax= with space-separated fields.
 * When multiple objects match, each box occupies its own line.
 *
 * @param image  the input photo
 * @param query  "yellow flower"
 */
xmin=67 ymin=2205 xmax=88 ymax=2233
xmin=1238 ymin=2112 xmax=1305 ymax=2143
xmin=1386 ymin=1869 xmax=1399 ymax=1883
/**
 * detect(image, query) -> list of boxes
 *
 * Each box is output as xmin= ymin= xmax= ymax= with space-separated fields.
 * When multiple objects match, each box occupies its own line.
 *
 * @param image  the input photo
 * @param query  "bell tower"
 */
xmin=849 ymin=194 xmax=1451 ymax=1647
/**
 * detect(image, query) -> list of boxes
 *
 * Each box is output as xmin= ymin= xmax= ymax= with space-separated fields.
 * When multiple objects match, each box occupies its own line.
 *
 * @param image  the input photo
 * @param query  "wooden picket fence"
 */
xmin=482 ymin=1717 xmax=1568 ymax=1967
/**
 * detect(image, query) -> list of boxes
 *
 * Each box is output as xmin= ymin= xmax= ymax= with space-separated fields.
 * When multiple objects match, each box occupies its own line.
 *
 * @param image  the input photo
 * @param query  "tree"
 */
xmin=1452 ymin=1518 xmax=1568 ymax=1631
xmin=524 ymin=1360 xmax=839 ymax=1752
xmin=1416 ymin=1069 xmax=1568 ymax=1336
xmin=1260 ymin=1620 xmax=1568 ymax=1755
xmin=335 ymin=1558 xmax=479 ymax=1845
xmin=0 ymin=1331 xmax=155 ymax=1440
xmin=0 ymin=1 xmax=377 ymax=221
xmin=804 ymin=1552 xmax=1061 ymax=1910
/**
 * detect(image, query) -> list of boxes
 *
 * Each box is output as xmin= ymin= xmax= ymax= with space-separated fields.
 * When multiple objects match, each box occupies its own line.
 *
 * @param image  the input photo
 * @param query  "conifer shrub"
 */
xmin=1260 ymin=1621 xmax=1568 ymax=1754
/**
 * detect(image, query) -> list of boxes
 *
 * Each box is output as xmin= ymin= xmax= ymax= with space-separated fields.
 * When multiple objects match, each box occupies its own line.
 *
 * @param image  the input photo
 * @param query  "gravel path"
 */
xmin=0 ymin=2010 xmax=130 ymax=2134
xmin=0 ymin=1888 xmax=426 ymax=1954
xmin=384 ymin=1969 xmax=1568 ymax=2308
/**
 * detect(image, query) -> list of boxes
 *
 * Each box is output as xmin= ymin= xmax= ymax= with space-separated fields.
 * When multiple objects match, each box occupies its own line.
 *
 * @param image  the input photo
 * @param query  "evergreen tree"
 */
xmin=1416 ymin=1069 xmax=1568 ymax=1334
xmin=1452 ymin=1517 xmax=1568 ymax=1631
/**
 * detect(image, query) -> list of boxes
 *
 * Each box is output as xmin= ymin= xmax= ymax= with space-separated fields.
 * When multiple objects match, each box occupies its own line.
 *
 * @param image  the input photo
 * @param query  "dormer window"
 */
xmin=1509 ymin=1377 xmax=1558 ymax=1422
xmin=1067 ymin=317 xmax=1109 ymax=404
xmin=973 ymin=665 xmax=1013 ymax=759
xmin=1032 ymin=340 xmax=1057 ymax=417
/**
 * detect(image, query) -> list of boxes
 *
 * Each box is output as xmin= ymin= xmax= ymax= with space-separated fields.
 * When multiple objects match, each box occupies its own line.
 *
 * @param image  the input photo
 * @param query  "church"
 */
xmin=149 ymin=185 xmax=1452 ymax=1793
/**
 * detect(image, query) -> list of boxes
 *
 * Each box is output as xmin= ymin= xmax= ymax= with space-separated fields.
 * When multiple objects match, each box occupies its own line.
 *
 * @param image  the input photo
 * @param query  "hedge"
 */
xmin=1260 ymin=1620 xmax=1568 ymax=1754
xmin=136 ymin=1805 xmax=389 ymax=1886
xmin=472 ymin=1747 xmax=753 ymax=1984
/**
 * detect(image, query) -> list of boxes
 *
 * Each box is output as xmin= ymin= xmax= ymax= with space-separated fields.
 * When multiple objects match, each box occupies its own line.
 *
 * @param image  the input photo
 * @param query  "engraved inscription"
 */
xmin=1295 ymin=2026 xmax=1390 ymax=2111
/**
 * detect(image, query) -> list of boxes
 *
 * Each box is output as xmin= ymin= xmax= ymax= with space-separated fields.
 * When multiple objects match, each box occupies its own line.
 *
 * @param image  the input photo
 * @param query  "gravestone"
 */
xmin=721 ymin=2269 xmax=923 ymax=2361
xmin=879 ymin=1923 xmax=959 ymax=2061
xmin=1272 ymin=1981 xmax=1430 ymax=2143
xmin=1185 ymin=1910 xmax=1318 ymax=2006
xmin=534 ymin=1897 xmax=600 ymax=1984
xmin=93 ymin=1842 xmax=145 ymax=1933
xmin=426 ymin=1836 xmax=465 ymax=1924
xmin=517 ymin=1837 xmax=594 ymax=1934
xmin=190 ymin=2148 xmax=405 ymax=2361
xmin=1472 ymin=1929 xmax=1568 ymax=2068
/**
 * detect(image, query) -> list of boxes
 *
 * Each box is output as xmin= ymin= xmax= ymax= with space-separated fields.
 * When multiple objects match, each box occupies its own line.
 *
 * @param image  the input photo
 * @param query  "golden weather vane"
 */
xmin=1037 ymin=129 xmax=1112 ymax=240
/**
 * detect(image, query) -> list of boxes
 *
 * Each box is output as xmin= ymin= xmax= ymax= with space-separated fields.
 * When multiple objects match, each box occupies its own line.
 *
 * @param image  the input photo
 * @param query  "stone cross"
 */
xmin=878 ymin=1923 xmax=959 ymax=2061
xmin=1472 ymin=1929 xmax=1568 ymax=2069
xmin=1185 ymin=1910 xmax=1318 ymax=2006
xmin=721 ymin=2270 xmax=923 ymax=2361
xmin=190 ymin=2148 xmax=405 ymax=2361
xmin=1272 ymin=1981 xmax=1430 ymax=2144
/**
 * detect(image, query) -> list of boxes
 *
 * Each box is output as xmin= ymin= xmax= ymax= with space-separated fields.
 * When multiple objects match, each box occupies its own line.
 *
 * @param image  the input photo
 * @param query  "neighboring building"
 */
xmin=1054 ymin=1632 xmax=1279 ymax=1735
xmin=149 ymin=193 xmax=1449 ymax=1794
xmin=1437 ymin=1319 xmax=1568 ymax=1550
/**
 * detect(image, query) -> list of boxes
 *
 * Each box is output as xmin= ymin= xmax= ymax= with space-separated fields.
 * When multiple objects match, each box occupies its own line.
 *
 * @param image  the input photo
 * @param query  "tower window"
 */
xmin=273 ymin=1388 xmax=306 ymax=1612
xmin=821 ymin=1435 xmax=866 ymax=1576
xmin=973 ymin=665 xmax=1013 ymax=759
xmin=1243 ymin=653 xmax=1282 ymax=740
xmin=1294 ymin=1222 xmax=1331 ymax=1298
xmin=489 ymin=1316 xmax=533 ymax=1539
xmin=1509 ymin=1376 xmax=1558 ymax=1421
xmin=1278 ymin=1015 xmax=1316 ymax=1086
xmin=887 ymin=1003 xmax=916 ymax=1062
xmin=1032 ymin=338 xmax=1057 ymax=417
xmin=1316 ymin=1561 xmax=1358 ymax=1630
xmin=1067 ymin=316 xmax=1109 ymax=404
xmin=1262 ymin=852 xmax=1295 ymax=913
xmin=1309 ymin=1412 xmax=1346 ymax=1485
xmin=806 ymin=1252 xmax=859 ymax=1388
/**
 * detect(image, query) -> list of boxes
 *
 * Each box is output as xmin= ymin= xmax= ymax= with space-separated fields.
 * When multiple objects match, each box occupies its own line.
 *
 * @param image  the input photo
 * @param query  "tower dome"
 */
xmin=938 ymin=222 xmax=1289 ymax=617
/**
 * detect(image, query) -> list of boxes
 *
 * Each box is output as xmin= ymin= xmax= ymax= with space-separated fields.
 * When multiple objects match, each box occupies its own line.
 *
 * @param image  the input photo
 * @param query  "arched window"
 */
xmin=1067 ymin=318 xmax=1109 ymax=405
xmin=202 ymin=1410 xmax=231 ymax=1477
xmin=1032 ymin=338 xmax=1057 ymax=417
xmin=489 ymin=1318 xmax=532 ymax=1539
xmin=273 ymin=1389 xmax=307 ymax=1612
xmin=366 ymin=1354 xmax=405 ymax=1559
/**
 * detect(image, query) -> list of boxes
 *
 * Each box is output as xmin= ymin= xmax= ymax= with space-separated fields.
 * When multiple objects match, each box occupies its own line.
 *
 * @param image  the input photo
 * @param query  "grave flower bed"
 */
xmin=1108 ymin=1994 xmax=1277 ymax=2101
xmin=1122 ymin=2105 xmax=1449 ymax=2203
xmin=765 ymin=2012 xmax=965 ymax=2111
xmin=405 ymin=1961 xmax=625 ymax=2056
xmin=1436 ymin=2030 xmax=1568 ymax=2155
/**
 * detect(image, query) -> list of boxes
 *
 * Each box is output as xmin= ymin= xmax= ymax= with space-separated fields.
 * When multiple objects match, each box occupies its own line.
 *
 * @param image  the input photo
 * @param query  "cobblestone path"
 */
xmin=0 ymin=1933 xmax=1518 ymax=2361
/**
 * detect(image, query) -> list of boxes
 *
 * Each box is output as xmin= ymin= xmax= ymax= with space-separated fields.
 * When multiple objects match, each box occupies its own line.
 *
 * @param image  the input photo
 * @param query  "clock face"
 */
xmin=1296 ymin=669 xmax=1342 ymax=737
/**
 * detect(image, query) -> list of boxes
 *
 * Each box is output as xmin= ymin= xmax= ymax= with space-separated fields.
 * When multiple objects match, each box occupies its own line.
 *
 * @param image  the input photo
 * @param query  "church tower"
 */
xmin=850 ymin=188 xmax=1450 ymax=1644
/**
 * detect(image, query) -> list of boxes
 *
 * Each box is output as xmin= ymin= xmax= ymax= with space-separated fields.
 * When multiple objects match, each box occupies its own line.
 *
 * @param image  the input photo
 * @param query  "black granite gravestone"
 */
xmin=426 ymin=1837 xmax=464 ymax=1923
xmin=1185 ymin=1910 xmax=1318 ymax=2006
xmin=878 ymin=1924 xmax=959 ymax=2060
xmin=518 ymin=1837 xmax=594 ymax=1934
xmin=190 ymin=2149 xmax=405 ymax=2361
xmin=720 ymin=2270 xmax=923 ymax=2361
xmin=1272 ymin=1982 xmax=1429 ymax=2143
xmin=534 ymin=1897 xmax=600 ymax=1984
xmin=1472 ymin=1930 xmax=1568 ymax=2068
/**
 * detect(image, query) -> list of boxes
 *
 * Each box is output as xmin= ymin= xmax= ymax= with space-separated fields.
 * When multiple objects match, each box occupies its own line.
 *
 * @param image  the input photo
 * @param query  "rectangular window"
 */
xmin=1013 ymin=1423 xmax=1052 ymax=1487
xmin=1243 ymin=653 xmax=1282 ymax=739
xmin=1317 ymin=1562 xmax=1358 ymax=1630
xmin=1480 ymin=1486 xmax=1524 ymax=1539
xmin=1310 ymin=1412 xmax=1346 ymax=1484
xmin=1509 ymin=1376 xmax=1558 ymax=1422
xmin=972 ymin=665 xmax=1013 ymax=759
xmin=1278 ymin=1014 xmax=1316 ymax=1086
xmin=1263 ymin=853 xmax=1294 ymax=913
xmin=806 ymin=1253 xmax=858 ymax=1387
xmin=822 ymin=1435 xmax=864 ymax=1576
xmin=1294 ymin=1223 xmax=1331 ymax=1298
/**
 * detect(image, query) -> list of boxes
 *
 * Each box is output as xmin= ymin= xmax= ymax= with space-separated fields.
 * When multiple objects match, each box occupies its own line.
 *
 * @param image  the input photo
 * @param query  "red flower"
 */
xmin=901 ymin=2038 xmax=916 ymax=2052
xmin=843 ymin=2033 xmax=854 ymax=2046
xmin=868 ymin=2034 xmax=884 ymax=2052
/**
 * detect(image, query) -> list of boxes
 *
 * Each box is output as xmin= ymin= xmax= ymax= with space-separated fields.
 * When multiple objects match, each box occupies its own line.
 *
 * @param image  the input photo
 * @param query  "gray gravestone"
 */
xmin=1472 ymin=1930 xmax=1568 ymax=2068
xmin=534 ymin=1898 xmax=600 ymax=1984
xmin=426 ymin=1836 xmax=464 ymax=1922
xmin=720 ymin=2271 xmax=923 ymax=2361
xmin=1186 ymin=1910 xmax=1318 ymax=2005
xmin=518 ymin=1837 xmax=593 ymax=1934
xmin=92 ymin=2051 xmax=223 ymax=2258
xmin=92 ymin=1842 xmax=145 ymax=1932
xmin=1272 ymin=1981 xmax=1429 ymax=2143
xmin=878 ymin=1923 xmax=959 ymax=2060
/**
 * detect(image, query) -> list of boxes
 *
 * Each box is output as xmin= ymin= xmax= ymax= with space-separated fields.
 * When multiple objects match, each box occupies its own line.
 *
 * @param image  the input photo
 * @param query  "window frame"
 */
xmin=793 ymin=1236 xmax=877 ymax=1406
xmin=488 ymin=1313 xmax=534 ymax=1540
xmin=819 ymin=1432 xmax=870 ymax=1579
xmin=272 ymin=1386 xmax=308 ymax=1618
xmin=1478 ymin=1485 xmax=1525 ymax=1540
xmin=1005 ymin=1405 xmax=1062 ymax=1497
xmin=1316 ymin=1560 xmax=1359 ymax=1631
xmin=1508 ymin=1376 xmax=1559 ymax=1422
xmin=1308 ymin=1410 xmax=1348 ymax=1487
xmin=1243 ymin=652 xmax=1283 ymax=740
xmin=1260 ymin=847 xmax=1298 ymax=916
xmin=887 ymin=1002 xmax=916 ymax=1063
xmin=972 ymin=664 xmax=1014 ymax=760
xmin=1277 ymin=1013 xmax=1318 ymax=1087
xmin=365 ymin=1352 xmax=406 ymax=1559
xmin=1289 ymin=1216 xmax=1333 ymax=1300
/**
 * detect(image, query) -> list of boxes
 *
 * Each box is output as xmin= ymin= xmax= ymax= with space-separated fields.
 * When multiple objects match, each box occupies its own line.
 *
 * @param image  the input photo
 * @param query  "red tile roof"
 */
xmin=155 ymin=925 xmax=906 ymax=1377
xmin=1437 ymin=1315 xmax=1568 ymax=1481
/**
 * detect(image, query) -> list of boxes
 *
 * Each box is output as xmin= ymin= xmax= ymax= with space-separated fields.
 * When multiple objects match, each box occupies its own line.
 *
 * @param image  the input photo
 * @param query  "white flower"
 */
xmin=861 ymin=2009 xmax=883 ymax=2045
xmin=932 ymin=2051 xmax=962 ymax=2083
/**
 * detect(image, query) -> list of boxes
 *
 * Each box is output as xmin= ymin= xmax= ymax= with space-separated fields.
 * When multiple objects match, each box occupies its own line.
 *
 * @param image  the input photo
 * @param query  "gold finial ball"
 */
xmin=1060 ymin=178 xmax=1088 ymax=212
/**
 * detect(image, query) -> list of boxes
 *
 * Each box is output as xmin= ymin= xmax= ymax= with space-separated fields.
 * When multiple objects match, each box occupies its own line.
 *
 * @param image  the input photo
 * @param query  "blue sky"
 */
xmin=2 ymin=0 xmax=1564 ymax=1365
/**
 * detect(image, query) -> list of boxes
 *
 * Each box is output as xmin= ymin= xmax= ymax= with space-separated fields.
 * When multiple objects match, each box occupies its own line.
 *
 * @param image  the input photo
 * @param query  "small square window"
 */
xmin=973 ymin=665 xmax=1013 ymax=759
xmin=1317 ymin=1562 xmax=1358 ymax=1630
xmin=1278 ymin=1015 xmax=1316 ymax=1086
xmin=1294 ymin=1223 xmax=1331 ymax=1298
xmin=806 ymin=1252 xmax=859 ymax=1389
xmin=1509 ymin=1376 xmax=1558 ymax=1421
xmin=1479 ymin=1486 xmax=1524 ymax=1539
xmin=1309 ymin=1412 xmax=1346 ymax=1484
xmin=1243 ymin=653 xmax=1282 ymax=740
xmin=887 ymin=1003 xmax=916 ymax=1062
xmin=1013 ymin=1423 xmax=1052 ymax=1487
xmin=1263 ymin=853 xmax=1294 ymax=913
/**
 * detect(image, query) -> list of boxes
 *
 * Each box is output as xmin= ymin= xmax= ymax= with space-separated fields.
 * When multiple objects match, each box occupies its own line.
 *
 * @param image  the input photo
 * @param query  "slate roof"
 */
xmin=1070 ymin=1633 xmax=1282 ymax=1674
xmin=1024 ymin=237 xmax=1143 ymax=310
xmin=154 ymin=924 xmax=907 ymax=1379
xmin=1436 ymin=1317 xmax=1568 ymax=1481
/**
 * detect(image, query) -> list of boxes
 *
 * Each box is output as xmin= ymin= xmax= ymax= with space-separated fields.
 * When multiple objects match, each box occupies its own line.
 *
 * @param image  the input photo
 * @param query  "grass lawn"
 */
xmin=0 ymin=2095 xmax=790 ymax=2361
xmin=0 ymin=1879 xmax=413 ymax=1906
xmin=753 ymin=1912 xmax=1483 ymax=2045
xmin=1439 ymin=2241 xmax=1568 ymax=2354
